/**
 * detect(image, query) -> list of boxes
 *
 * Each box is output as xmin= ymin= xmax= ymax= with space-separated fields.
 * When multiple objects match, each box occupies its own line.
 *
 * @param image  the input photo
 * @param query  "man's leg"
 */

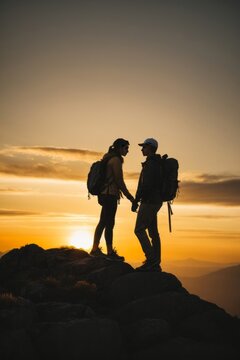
xmin=134 ymin=203 xmax=156 ymax=262
xmin=148 ymin=203 xmax=162 ymax=265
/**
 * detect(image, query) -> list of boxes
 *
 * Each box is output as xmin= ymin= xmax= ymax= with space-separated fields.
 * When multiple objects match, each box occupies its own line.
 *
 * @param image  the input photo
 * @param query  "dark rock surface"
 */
xmin=0 ymin=244 xmax=239 ymax=360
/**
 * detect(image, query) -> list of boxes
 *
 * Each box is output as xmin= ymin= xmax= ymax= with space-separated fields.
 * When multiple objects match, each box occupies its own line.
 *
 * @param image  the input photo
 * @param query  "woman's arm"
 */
xmin=111 ymin=157 xmax=134 ymax=201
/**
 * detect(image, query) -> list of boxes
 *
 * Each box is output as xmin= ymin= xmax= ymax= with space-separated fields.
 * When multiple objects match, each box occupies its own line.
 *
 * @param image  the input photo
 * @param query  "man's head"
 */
xmin=138 ymin=138 xmax=158 ymax=156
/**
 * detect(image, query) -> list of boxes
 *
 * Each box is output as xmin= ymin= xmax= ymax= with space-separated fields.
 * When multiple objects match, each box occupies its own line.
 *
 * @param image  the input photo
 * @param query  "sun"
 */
xmin=69 ymin=229 xmax=92 ymax=251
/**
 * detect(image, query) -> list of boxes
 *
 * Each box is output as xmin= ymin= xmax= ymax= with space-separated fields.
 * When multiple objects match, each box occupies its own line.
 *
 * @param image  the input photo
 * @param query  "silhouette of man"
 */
xmin=132 ymin=138 xmax=162 ymax=271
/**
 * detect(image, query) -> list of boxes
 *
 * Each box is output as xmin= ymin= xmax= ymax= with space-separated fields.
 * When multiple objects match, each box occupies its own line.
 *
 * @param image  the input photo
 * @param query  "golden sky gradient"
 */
xmin=1 ymin=0 xmax=239 ymax=265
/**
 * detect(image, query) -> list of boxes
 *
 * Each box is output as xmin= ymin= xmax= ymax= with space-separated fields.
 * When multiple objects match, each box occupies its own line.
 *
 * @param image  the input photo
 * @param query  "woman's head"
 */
xmin=108 ymin=138 xmax=130 ymax=157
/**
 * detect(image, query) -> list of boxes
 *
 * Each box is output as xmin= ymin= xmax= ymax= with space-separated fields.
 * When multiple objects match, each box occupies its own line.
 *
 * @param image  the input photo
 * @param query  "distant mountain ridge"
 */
xmin=197 ymin=264 xmax=240 ymax=279
xmin=181 ymin=264 xmax=240 ymax=317
xmin=162 ymin=258 xmax=238 ymax=278
xmin=166 ymin=258 xmax=237 ymax=267
xmin=0 ymin=250 xmax=9 ymax=258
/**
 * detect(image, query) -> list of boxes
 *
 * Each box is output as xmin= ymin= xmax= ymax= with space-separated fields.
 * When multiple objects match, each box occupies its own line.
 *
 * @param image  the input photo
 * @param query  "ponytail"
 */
xmin=108 ymin=145 xmax=115 ymax=153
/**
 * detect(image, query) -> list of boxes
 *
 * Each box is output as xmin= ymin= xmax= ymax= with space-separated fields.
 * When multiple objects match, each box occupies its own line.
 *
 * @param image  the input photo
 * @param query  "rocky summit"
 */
xmin=0 ymin=244 xmax=239 ymax=360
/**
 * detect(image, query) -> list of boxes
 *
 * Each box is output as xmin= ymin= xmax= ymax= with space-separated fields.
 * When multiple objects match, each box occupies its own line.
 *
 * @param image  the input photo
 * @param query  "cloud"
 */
xmin=177 ymin=178 xmax=240 ymax=206
xmin=0 ymin=210 xmax=98 ymax=223
xmin=0 ymin=156 xmax=87 ymax=180
xmin=0 ymin=145 xmax=138 ymax=182
xmin=0 ymin=161 xmax=86 ymax=180
xmin=0 ymin=209 xmax=41 ymax=216
xmin=183 ymin=215 xmax=240 ymax=220
xmin=1 ymin=146 xmax=103 ymax=162
xmin=0 ymin=188 xmax=30 ymax=194
xmin=195 ymin=173 xmax=240 ymax=183
xmin=0 ymin=147 xmax=92 ymax=181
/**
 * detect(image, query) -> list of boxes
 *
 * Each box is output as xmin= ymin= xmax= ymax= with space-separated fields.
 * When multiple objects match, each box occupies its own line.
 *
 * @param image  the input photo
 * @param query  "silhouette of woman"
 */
xmin=90 ymin=138 xmax=134 ymax=261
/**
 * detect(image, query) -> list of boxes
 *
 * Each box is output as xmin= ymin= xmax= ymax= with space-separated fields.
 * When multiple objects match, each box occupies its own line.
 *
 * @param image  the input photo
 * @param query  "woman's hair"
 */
xmin=108 ymin=138 xmax=129 ymax=154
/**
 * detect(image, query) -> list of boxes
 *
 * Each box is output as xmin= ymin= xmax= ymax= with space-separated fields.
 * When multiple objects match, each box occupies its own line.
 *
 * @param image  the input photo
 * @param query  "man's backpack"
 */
xmin=160 ymin=154 xmax=179 ymax=202
xmin=160 ymin=154 xmax=179 ymax=232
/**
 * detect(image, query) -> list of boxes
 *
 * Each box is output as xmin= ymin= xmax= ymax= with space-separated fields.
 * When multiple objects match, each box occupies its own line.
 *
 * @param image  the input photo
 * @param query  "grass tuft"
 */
xmin=0 ymin=292 xmax=19 ymax=307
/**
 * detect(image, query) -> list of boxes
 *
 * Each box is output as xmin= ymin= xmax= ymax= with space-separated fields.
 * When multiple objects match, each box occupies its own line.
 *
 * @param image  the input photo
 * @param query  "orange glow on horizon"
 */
xmin=68 ymin=229 xmax=93 ymax=250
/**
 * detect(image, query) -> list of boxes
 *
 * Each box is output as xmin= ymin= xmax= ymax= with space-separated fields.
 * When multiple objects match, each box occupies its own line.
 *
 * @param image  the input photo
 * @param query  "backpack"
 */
xmin=159 ymin=154 xmax=179 ymax=232
xmin=160 ymin=154 xmax=179 ymax=202
xmin=87 ymin=155 xmax=116 ymax=197
xmin=87 ymin=159 xmax=107 ymax=196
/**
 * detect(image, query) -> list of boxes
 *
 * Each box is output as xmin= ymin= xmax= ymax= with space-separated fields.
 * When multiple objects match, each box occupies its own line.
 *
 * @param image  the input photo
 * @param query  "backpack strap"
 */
xmin=167 ymin=201 xmax=173 ymax=232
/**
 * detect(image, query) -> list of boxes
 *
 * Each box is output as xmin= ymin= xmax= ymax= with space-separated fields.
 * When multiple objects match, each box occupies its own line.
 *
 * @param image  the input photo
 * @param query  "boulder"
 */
xmin=108 ymin=271 xmax=185 ymax=306
xmin=179 ymin=308 xmax=240 ymax=343
xmin=0 ymin=329 xmax=37 ymax=360
xmin=83 ymin=261 xmax=133 ymax=289
xmin=115 ymin=291 xmax=219 ymax=325
xmin=36 ymin=301 xmax=95 ymax=322
xmin=33 ymin=318 xmax=124 ymax=360
xmin=124 ymin=318 xmax=171 ymax=347
xmin=0 ymin=295 xmax=37 ymax=331
xmin=131 ymin=336 xmax=239 ymax=360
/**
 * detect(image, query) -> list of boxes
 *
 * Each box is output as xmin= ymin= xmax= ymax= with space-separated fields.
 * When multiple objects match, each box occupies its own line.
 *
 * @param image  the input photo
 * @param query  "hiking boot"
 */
xmin=106 ymin=249 xmax=125 ymax=262
xmin=89 ymin=247 xmax=107 ymax=258
xmin=135 ymin=259 xmax=160 ymax=272
xmin=151 ymin=264 xmax=162 ymax=272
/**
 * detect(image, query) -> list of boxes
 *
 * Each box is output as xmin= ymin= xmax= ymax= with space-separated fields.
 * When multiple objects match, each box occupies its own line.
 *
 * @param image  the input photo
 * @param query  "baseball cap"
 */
xmin=138 ymin=138 xmax=158 ymax=149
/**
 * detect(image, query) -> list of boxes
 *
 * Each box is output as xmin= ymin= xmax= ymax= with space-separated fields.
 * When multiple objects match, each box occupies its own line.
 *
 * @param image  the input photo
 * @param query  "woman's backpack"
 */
xmin=87 ymin=155 xmax=116 ymax=197
xmin=87 ymin=159 xmax=108 ymax=196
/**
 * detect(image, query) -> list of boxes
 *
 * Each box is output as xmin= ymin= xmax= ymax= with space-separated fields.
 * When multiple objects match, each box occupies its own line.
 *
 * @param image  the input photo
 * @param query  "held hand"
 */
xmin=128 ymin=195 xmax=135 ymax=203
xmin=131 ymin=200 xmax=139 ymax=212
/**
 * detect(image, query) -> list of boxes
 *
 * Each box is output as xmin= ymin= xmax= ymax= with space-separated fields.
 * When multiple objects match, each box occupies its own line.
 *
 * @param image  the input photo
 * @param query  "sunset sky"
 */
xmin=1 ymin=0 xmax=239 ymax=266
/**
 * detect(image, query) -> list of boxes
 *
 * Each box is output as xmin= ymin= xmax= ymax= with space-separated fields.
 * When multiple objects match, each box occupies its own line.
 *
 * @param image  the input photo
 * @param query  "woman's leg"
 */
xmin=104 ymin=196 xmax=118 ymax=254
xmin=91 ymin=196 xmax=107 ymax=251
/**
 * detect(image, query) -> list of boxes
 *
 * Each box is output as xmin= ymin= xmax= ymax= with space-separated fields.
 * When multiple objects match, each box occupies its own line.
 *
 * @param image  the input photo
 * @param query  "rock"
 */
xmin=0 ymin=244 xmax=45 ymax=271
xmin=0 ymin=244 xmax=48 ymax=292
xmin=46 ymin=247 xmax=89 ymax=262
xmin=115 ymin=291 xmax=219 ymax=325
xmin=179 ymin=308 xmax=240 ymax=342
xmin=0 ymin=244 xmax=239 ymax=360
xmin=52 ymin=256 xmax=104 ymax=277
xmin=83 ymin=261 xmax=134 ymax=289
xmin=0 ymin=328 xmax=37 ymax=360
xmin=21 ymin=280 xmax=54 ymax=301
xmin=0 ymin=295 xmax=37 ymax=331
xmin=33 ymin=318 xmax=124 ymax=360
xmin=124 ymin=318 xmax=171 ymax=347
xmin=131 ymin=336 xmax=239 ymax=360
xmin=0 ymin=244 xmax=91 ymax=290
xmin=36 ymin=302 xmax=95 ymax=322
xmin=108 ymin=271 xmax=185 ymax=306
xmin=0 ymin=285 xmax=7 ymax=294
